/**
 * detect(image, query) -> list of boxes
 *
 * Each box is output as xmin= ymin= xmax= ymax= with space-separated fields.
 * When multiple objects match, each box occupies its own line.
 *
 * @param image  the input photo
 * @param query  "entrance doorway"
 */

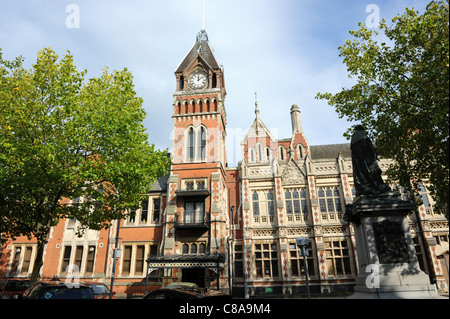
xmin=182 ymin=268 xmax=205 ymax=288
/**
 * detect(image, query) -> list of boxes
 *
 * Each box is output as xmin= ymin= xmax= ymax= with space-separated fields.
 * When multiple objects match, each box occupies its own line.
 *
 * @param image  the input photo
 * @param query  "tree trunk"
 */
xmin=30 ymin=241 xmax=46 ymax=284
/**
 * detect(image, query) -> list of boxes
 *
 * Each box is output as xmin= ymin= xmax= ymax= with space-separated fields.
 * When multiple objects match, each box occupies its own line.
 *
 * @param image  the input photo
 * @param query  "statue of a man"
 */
xmin=351 ymin=125 xmax=391 ymax=196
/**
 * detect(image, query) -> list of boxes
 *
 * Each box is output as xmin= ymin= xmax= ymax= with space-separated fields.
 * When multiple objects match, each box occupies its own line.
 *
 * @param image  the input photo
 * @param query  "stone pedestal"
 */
xmin=345 ymin=192 xmax=443 ymax=299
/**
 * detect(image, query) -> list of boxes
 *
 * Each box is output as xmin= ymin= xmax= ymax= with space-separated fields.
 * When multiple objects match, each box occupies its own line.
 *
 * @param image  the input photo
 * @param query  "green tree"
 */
xmin=0 ymin=48 xmax=170 ymax=282
xmin=316 ymin=1 xmax=449 ymax=218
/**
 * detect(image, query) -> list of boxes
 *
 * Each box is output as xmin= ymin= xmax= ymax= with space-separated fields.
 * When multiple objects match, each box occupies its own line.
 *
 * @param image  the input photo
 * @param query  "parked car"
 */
xmin=0 ymin=279 xmax=30 ymax=299
xmin=143 ymin=282 xmax=231 ymax=300
xmin=21 ymin=281 xmax=94 ymax=299
xmin=84 ymin=282 xmax=115 ymax=299
xmin=164 ymin=282 xmax=200 ymax=289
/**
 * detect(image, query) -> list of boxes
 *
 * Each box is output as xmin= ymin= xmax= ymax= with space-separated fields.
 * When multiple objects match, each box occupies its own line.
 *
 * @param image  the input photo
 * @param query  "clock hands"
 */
xmin=188 ymin=72 xmax=207 ymax=89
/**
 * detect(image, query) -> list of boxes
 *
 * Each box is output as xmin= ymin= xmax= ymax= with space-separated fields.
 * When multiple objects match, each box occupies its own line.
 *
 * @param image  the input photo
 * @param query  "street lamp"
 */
xmin=297 ymin=236 xmax=310 ymax=299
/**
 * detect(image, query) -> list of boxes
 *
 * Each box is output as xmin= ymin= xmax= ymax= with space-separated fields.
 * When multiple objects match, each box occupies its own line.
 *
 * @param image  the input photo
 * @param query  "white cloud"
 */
xmin=0 ymin=0 xmax=431 ymax=163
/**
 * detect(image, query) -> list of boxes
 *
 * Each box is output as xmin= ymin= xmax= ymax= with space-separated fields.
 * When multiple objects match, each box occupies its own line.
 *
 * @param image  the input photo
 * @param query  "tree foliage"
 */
xmin=316 ymin=1 xmax=449 ymax=218
xmin=0 ymin=48 xmax=170 ymax=280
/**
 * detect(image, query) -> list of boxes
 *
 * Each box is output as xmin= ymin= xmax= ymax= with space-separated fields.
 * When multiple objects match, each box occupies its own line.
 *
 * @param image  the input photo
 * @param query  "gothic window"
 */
xmin=249 ymin=148 xmax=255 ymax=163
xmin=289 ymin=241 xmax=315 ymax=278
xmin=186 ymin=126 xmax=207 ymax=162
xmin=267 ymin=191 xmax=274 ymax=216
xmin=257 ymin=143 xmax=263 ymax=162
xmin=212 ymin=73 xmax=217 ymax=88
xmin=188 ymin=127 xmax=195 ymax=161
xmin=179 ymin=76 xmax=184 ymax=91
xmin=318 ymin=186 xmax=342 ymax=221
xmin=419 ymin=184 xmax=431 ymax=209
xmin=198 ymin=126 xmax=206 ymax=160
xmin=297 ymin=144 xmax=303 ymax=159
xmin=252 ymin=191 xmax=260 ymax=216
xmin=324 ymin=239 xmax=352 ymax=277
xmin=254 ymin=243 xmax=279 ymax=278
xmin=285 ymin=188 xmax=308 ymax=222
xmin=278 ymin=146 xmax=286 ymax=161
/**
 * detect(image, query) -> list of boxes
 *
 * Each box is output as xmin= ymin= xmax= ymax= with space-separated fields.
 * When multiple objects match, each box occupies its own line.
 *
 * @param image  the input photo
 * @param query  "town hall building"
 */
xmin=1 ymin=30 xmax=448 ymax=297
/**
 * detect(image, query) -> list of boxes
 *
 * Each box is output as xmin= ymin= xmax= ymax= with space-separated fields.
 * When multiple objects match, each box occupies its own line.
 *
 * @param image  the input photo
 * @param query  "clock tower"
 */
xmin=162 ymin=30 xmax=230 ymax=290
xmin=171 ymin=29 xmax=227 ymax=165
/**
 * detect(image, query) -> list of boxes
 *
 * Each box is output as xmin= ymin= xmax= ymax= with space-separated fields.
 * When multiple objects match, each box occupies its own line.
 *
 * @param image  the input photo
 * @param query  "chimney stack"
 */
xmin=290 ymin=104 xmax=302 ymax=133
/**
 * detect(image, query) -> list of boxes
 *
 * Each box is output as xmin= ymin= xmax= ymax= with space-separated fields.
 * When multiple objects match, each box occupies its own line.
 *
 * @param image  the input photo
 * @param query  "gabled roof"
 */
xmin=243 ymin=114 xmax=277 ymax=144
xmin=175 ymin=30 xmax=221 ymax=73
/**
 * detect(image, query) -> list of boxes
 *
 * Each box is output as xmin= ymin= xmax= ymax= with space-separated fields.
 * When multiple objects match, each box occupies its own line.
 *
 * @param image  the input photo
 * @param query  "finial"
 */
xmin=254 ymin=92 xmax=260 ymax=135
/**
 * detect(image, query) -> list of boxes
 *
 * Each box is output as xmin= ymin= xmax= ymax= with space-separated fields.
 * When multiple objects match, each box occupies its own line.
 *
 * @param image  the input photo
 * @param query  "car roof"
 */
xmin=34 ymin=281 xmax=91 ymax=288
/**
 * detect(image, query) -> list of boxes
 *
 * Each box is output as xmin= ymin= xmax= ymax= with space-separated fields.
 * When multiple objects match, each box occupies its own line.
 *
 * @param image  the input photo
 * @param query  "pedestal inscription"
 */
xmin=372 ymin=220 xmax=410 ymax=264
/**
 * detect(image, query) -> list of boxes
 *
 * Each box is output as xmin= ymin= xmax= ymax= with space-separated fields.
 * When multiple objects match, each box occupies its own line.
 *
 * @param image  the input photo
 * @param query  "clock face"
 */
xmin=188 ymin=71 xmax=208 ymax=89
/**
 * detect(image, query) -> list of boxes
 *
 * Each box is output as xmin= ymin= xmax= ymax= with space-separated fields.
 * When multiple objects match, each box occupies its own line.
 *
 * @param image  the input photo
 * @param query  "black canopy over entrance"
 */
xmin=145 ymin=254 xmax=225 ymax=293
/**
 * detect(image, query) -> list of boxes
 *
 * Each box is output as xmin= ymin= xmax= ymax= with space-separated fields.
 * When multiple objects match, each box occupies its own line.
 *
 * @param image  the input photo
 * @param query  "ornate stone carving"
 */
xmin=282 ymin=160 xmax=306 ymax=185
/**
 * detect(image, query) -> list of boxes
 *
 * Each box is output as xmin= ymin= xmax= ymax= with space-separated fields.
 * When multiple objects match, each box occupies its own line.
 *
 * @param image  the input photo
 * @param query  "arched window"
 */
xmin=252 ymin=191 xmax=260 ymax=216
xmin=278 ymin=146 xmax=286 ymax=161
xmin=297 ymin=144 xmax=303 ymax=159
xmin=257 ymin=144 xmax=263 ymax=162
xmin=198 ymin=126 xmax=207 ymax=160
xmin=249 ymin=148 xmax=255 ymax=163
xmin=266 ymin=147 xmax=271 ymax=162
xmin=267 ymin=191 xmax=274 ymax=216
xmin=186 ymin=126 xmax=207 ymax=162
xmin=188 ymin=127 xmax=195 ymax=161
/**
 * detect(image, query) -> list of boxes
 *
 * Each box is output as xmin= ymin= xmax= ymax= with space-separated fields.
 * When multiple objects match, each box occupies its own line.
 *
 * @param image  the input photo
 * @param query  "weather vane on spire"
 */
xmin=196 ymin=0 xmax=208 ymax=43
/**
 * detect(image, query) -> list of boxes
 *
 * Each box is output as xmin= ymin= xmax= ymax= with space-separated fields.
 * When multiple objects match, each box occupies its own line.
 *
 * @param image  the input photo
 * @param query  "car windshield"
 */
xmin=5 ymin=280 xmax=30 ymax=291
xmin=89 ymin=284 xmax=110 ymax=294
xmin=41 ymin=287 xmax=93 ymax=299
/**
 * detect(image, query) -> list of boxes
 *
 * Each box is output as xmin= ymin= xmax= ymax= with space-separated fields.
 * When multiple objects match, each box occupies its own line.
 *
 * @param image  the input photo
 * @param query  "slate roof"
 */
xmin=148 ymin=173 xmax=169 ymax=193
xmin=175 ymin=31 xmax=221 ymax=73
xmin=309 ymin=143 xmax=351 ymax=160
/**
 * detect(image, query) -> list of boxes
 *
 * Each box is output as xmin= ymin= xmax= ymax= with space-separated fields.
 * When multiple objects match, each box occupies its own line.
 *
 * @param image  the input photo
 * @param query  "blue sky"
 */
xmin=0 ymin=0 xmax=430 ymax=165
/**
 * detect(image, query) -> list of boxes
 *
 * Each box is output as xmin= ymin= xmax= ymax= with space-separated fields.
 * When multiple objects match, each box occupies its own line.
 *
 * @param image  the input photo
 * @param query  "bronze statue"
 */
xmin=351 ymin=125 xmax=391 ymax=196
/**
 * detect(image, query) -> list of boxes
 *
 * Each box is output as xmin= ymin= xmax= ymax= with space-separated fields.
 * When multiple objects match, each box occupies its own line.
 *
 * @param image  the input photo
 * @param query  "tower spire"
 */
xmin=202 ymin=0 xmax=206 ymax=30
xmin=254 ymin=92 xmax=260 ymax=135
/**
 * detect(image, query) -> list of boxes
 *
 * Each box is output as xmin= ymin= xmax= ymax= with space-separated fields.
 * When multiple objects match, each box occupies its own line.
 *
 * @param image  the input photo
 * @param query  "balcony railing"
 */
xmin=174 ymin=212 xmax=210 ymax=229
